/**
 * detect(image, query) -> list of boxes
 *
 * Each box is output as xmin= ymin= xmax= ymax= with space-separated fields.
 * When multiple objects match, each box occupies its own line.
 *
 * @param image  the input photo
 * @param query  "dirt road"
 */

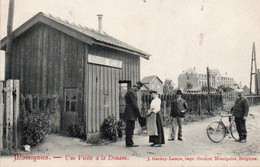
xmin=2 ymin=106 xmax=260 ymax=167
xmin=32 ymin=106 xmax=260 ymax=157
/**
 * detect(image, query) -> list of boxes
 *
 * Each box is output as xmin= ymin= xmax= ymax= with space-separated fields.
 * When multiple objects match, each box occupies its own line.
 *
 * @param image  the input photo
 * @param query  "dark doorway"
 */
xmin=119 ymin=81 xmax=131 ymax=119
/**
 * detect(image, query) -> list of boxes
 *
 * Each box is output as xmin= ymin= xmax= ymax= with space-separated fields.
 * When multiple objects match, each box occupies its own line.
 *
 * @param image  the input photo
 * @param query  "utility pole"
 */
xmin=5 ymin=0 xmax=15 ymax=80
xmin=207 ymin=67 xmax=211 ymax=113
xmin=249 ymin=42 xmax=258 ymax=95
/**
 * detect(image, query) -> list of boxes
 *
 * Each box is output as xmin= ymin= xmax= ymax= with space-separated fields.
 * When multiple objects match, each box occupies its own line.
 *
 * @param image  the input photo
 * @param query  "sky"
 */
xmin=0 ymin=0 xmax=260 ymax=90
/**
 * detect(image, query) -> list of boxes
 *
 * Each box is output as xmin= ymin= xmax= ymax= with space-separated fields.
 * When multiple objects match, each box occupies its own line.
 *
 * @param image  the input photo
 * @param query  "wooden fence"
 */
xmin=245 ymin=95 xmax=260 ymax=105
xmin=20 ymin=94 xmax=61 ymax=133
xmin=221 ymin=93 xmax=260 ymax=106
xmin=141 ymin=93 xmax=223 ymax=117
xmin=222 ymin=92 xmax=236 ymax=102
xmin=0 ymin=80 xmax=20 ymax=151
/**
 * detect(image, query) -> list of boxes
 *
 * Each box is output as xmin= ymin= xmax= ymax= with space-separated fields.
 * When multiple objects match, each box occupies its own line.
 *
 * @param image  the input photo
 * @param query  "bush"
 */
xmin=67 ymin=121 xmax=85 ymax=139
xmin=102 ymin=116 xmax=126 ymax=141
xmin=19 ymin=94 xmax=60 ymax=147
xmin=20 ymin=109 xmax=49 ymax=147
xmin=116 ymin=119 xmax=126 ymax=138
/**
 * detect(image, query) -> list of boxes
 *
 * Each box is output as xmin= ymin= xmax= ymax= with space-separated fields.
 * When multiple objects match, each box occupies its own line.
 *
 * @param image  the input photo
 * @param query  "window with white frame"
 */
xmin=64 ymin=88 xmax=77 ymax=112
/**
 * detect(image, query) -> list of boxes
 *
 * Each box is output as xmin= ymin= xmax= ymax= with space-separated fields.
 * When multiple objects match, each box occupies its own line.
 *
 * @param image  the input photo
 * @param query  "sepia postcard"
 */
xmin=0 ymin=0 xmax=260 ymax=166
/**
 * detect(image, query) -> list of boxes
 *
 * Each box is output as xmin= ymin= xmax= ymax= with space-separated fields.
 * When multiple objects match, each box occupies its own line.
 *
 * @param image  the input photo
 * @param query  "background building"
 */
xmin=178 ymin=68 xmax=236 ymax=92
xmin=141 ymin=75 xmax=163 ymax=94
xmin=243 ymin=85 xmax=251 ymax=95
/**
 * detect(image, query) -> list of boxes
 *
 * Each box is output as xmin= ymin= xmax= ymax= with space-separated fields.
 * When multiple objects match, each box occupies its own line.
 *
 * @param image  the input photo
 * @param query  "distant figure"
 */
xmin=231 ymin=89 xmax=249 ymax=143
xmin=147 ymin=90 xmax=165 ymax=147
xmin=169 ymin=90 xmax=188 ymax=141
xmin=124 ymin=81 xmax=144 ymax=147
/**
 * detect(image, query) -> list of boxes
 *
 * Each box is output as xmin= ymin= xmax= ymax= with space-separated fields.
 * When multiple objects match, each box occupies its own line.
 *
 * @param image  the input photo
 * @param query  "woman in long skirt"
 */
xmin=146 ymin=90 xmax=165 ymax=147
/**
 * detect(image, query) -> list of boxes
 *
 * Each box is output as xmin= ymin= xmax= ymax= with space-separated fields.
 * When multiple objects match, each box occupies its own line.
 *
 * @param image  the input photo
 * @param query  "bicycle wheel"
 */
xmin=230 ymin=121 xmax=239 ymax=140
xmin=207 ymin=121 xmax=226 ymax=143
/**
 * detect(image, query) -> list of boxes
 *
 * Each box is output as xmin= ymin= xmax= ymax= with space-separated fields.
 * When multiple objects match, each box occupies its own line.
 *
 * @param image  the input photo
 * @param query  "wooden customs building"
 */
xmin=1 ymin=12 xmax=150 ymax=136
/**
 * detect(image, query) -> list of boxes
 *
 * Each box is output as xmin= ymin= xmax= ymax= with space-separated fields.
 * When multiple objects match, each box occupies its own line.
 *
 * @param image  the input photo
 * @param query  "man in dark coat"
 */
xmin=231 ymin=89 xmax=249 ymax=143
xmin=124 ymin=81 xmax=144 ymax=147
xmin=169 ymin=90 xmax=188 ymax=141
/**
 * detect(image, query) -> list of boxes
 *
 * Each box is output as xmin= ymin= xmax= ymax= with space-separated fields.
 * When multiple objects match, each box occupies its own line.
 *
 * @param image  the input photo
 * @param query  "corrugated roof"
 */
xmin=1 ymin=12 xmax=151 ymax=59
xmin=42 ymin=13 xmax=150 ymax=57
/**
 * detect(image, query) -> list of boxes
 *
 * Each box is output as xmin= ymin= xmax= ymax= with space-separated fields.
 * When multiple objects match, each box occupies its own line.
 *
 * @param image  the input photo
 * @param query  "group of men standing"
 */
xmin=124 ymin=82 xmax=250 ymax=147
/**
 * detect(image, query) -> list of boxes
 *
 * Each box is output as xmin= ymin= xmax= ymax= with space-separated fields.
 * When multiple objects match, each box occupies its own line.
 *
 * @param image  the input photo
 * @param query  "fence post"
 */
xmin=0 ymin=82 xmax=3 ymax=104
xmin=13 ymin=80 xmax=20 ymax=149
xmin=0 ymin=82 xmax=3 ymax=150
xmin=163 ymin=101 xmax=166 ymax=117
xmin=5 ymin=79 xmax=14 ymax=150
xmin=0 ymin=103 xmax=3 ymax=150
xmin=199 ymin=94 xmax=202 ymax=116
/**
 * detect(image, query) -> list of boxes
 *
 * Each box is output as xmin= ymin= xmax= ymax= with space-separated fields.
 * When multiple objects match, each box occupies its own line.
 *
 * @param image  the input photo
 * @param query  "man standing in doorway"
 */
xmin=232 ymin=89 xmax=249 ymax=143
xmin=169 ymin=90 xmax=188 ymax=141
xmin=124 ymin=81 xmax=144 ymax=147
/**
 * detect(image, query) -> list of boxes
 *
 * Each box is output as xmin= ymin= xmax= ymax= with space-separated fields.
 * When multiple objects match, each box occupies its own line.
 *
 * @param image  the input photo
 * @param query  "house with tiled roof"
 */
xmin=141 ymin=75 xmax=163 ymax=94
xmin=1 ymin=12 xmax=150 ymax=137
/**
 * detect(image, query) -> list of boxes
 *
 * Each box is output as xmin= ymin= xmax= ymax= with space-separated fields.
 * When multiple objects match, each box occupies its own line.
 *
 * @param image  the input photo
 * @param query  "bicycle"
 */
xmin=206 ymin=110 xmax=239 ymax=143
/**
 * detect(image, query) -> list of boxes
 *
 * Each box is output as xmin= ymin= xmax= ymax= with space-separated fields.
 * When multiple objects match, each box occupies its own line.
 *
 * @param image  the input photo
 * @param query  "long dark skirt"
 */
xmin=149 ymin=113 xmax=165 ymax=144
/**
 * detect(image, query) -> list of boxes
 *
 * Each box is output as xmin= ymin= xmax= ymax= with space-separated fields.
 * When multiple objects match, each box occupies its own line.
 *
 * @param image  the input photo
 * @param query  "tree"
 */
xmin=186 ymin=82 xmax=193 ymax=90
xmin=217 ymin=85 xmax=234 ymax=92
xmin=163 ymin=79 xmax=175 ymax=95
xmin=201 ymin=85 xmax=215 ymax=92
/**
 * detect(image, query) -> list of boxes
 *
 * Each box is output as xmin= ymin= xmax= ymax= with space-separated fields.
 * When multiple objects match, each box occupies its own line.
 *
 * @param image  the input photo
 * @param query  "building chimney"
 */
xmin=97 ymin=14 xmax=103 ymax=33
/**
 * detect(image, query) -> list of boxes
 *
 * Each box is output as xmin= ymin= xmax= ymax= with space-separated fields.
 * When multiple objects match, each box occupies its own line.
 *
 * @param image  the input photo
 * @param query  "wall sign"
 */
xmin=88 ymin=54 xmax=122 ymax=69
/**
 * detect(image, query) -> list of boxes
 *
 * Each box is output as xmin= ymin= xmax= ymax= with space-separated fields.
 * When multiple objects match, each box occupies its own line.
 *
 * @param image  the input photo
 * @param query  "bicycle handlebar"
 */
xmin=220 ymin=114 xmax=232 ymax=117
xmin=220 ymin=109 xmax=233 ymax=117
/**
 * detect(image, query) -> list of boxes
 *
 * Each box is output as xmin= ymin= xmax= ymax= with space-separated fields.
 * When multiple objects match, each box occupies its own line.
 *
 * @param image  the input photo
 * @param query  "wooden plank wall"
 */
xmin=10 ymin=24 xmax=84 ymax=91
xmin=9 ymin=24 xmax=86 ymax=129
xmin=7 ymin=23 xmax=141 ymax=134
xmin=87 ymin=45 xmax=140 ymax=133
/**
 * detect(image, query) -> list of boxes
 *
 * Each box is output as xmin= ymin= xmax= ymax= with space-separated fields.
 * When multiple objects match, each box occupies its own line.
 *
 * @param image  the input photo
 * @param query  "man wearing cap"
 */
xmin=169 ymin=90 xmax=188 ymax=141
xmin=231 ymin=89 xmax=249 ymax=143
xmin=124 ymin=81 xmax=143 ymax=147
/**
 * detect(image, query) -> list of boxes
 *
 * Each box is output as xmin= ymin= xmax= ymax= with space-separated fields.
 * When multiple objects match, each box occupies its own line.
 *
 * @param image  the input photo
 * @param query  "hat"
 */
xmin=133 ymin=81 xmax=143 ymax=89
xmin=149 ymin=90 xmax=158 ymax=94
xmin=176 ymin=90 xmax=183 ymax=95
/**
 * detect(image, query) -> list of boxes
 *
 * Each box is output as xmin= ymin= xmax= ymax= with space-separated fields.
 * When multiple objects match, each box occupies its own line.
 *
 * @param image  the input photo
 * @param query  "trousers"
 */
xmin=125 ymin=120 xmax=135 ymax=146
xmin=169 ymin=117 xmax=184 ymax=139
xmin=235 ymin=117 xmax=247 ymax=140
